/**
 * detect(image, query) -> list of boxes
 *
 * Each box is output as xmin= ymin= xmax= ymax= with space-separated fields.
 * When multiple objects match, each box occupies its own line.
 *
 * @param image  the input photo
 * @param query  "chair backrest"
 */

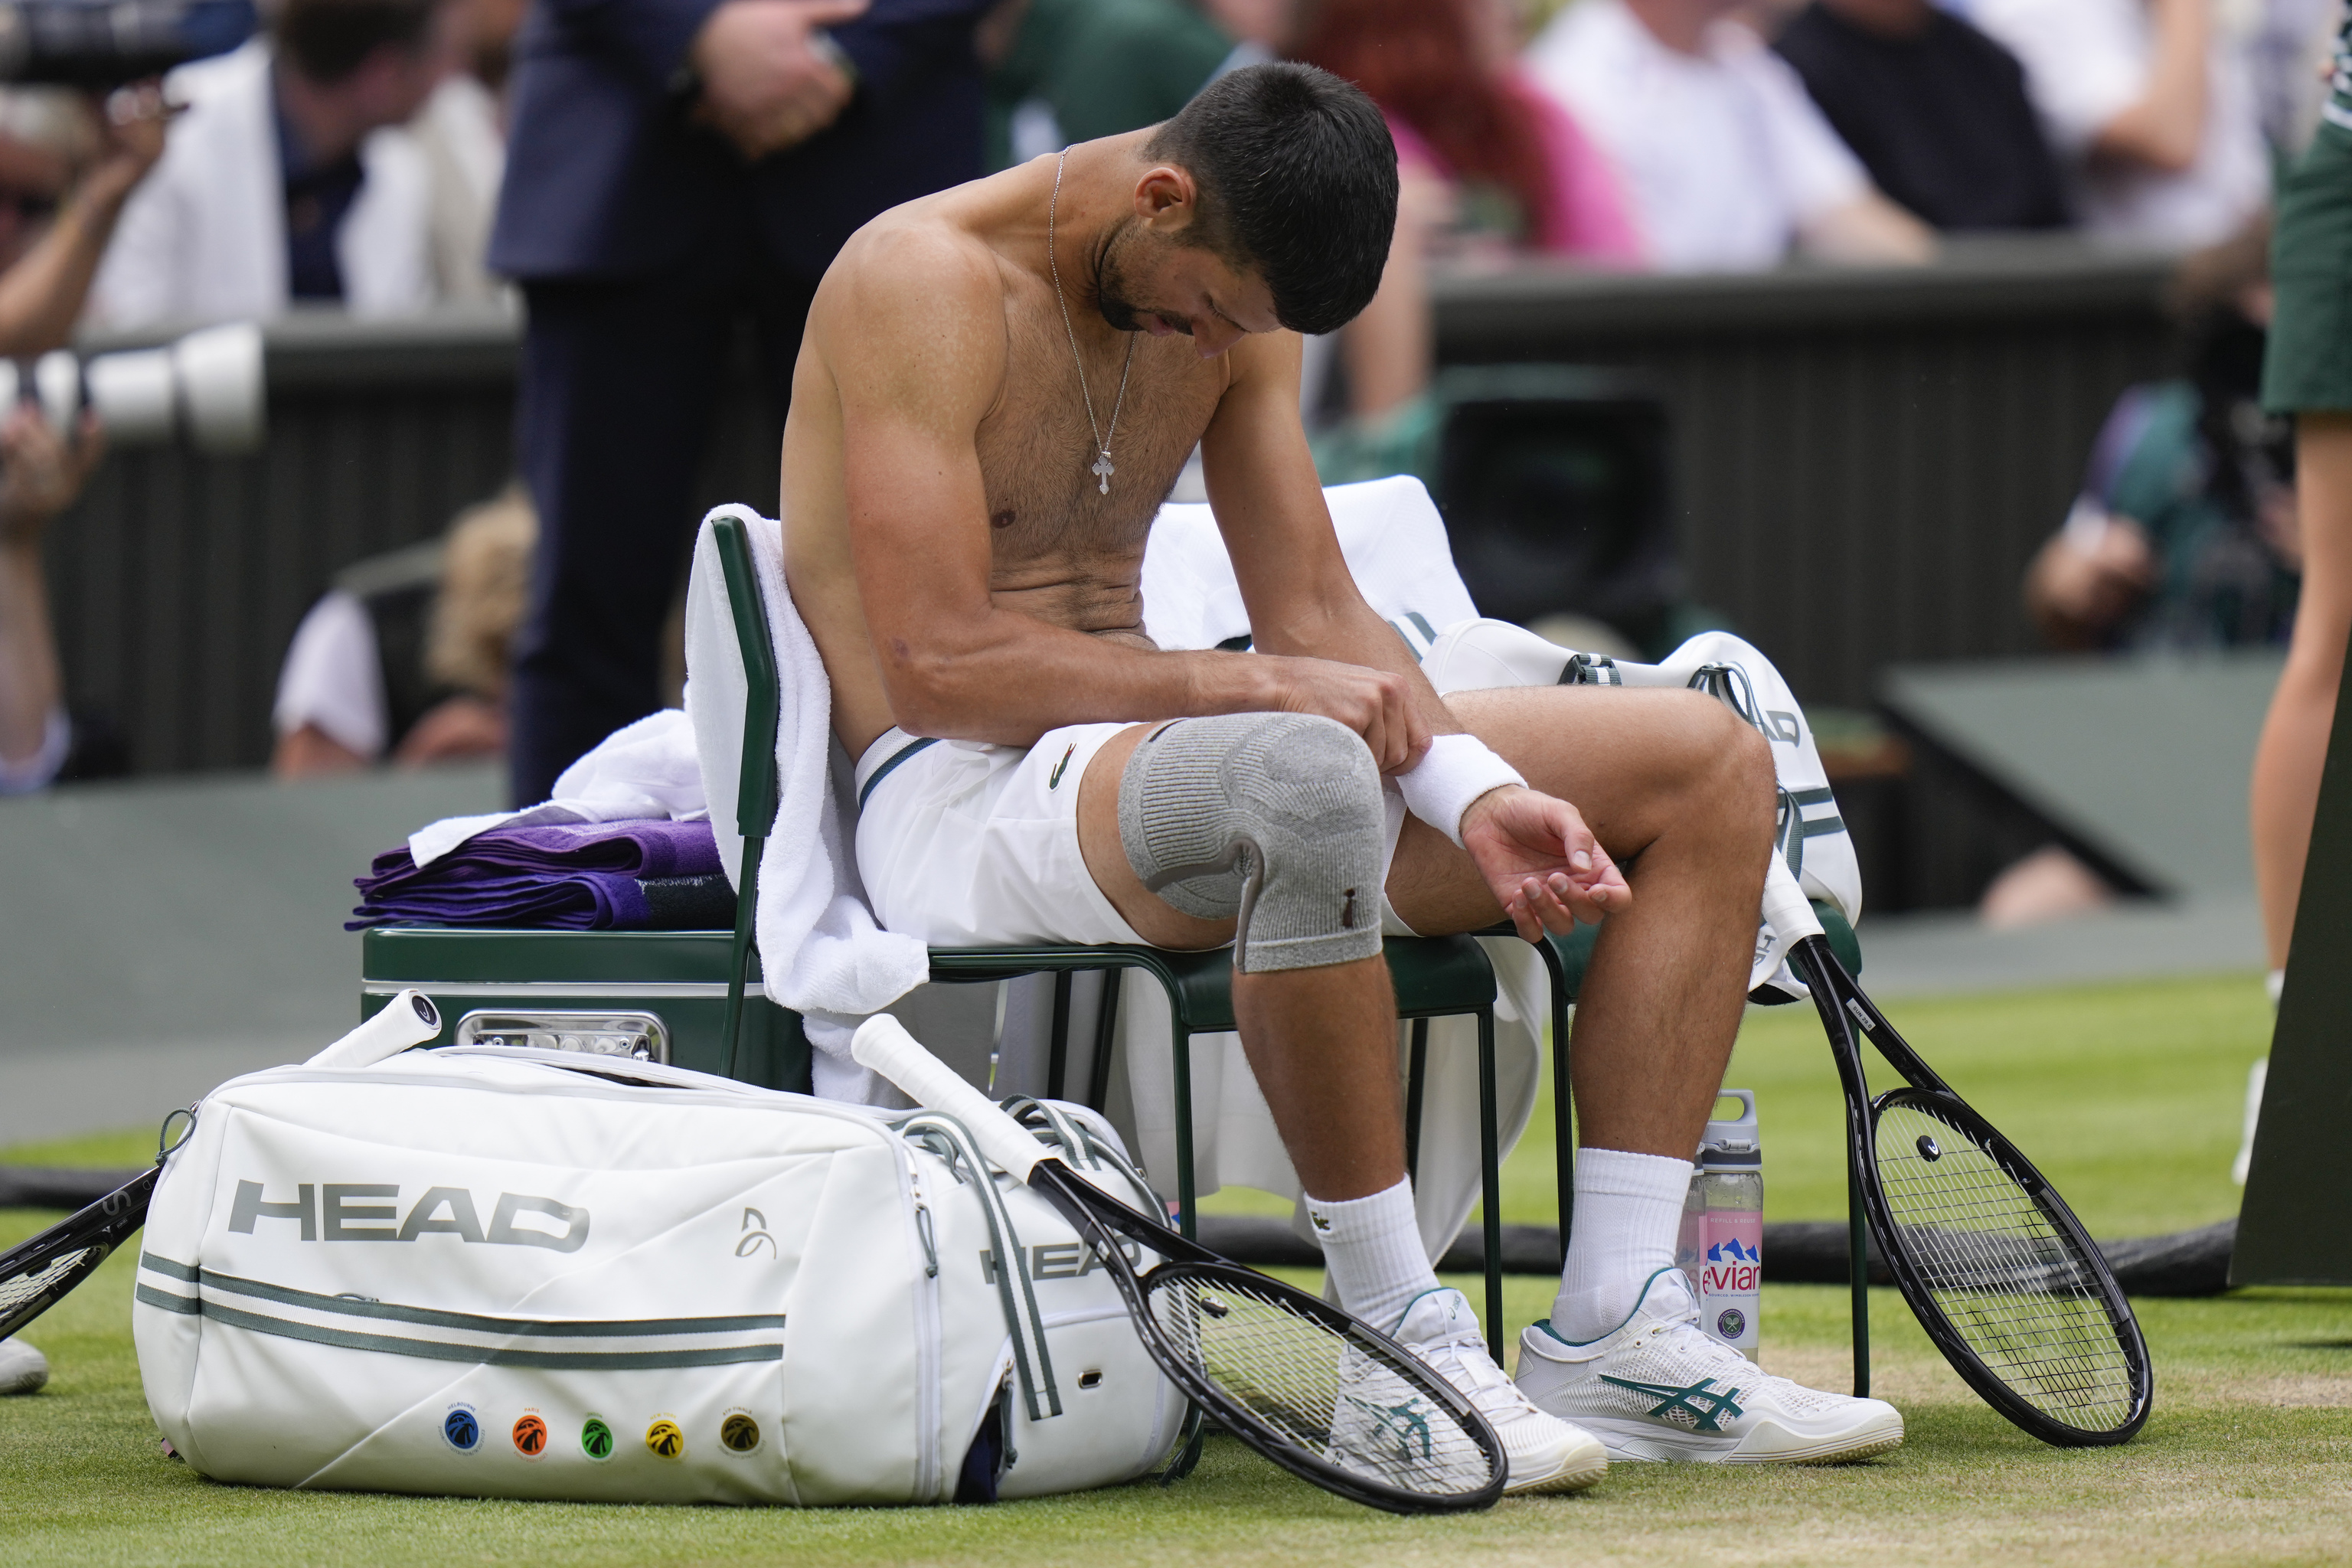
xmin=710 ymin=514 xmax=784 ymax=843
xmin=708 ymin=513 xmax=788 ymax=1069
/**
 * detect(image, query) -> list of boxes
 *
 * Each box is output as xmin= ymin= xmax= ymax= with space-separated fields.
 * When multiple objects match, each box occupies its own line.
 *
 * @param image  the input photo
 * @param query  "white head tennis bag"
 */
xmin=1422 ymin=620 xmax=1860 ymax=1000
xmin=134 ymin=1044 xmax=1186 ymax=1504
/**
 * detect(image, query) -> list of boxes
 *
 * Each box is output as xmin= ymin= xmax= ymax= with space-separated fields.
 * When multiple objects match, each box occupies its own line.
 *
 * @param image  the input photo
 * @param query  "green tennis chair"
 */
xmin=363 ymin=513 xmax=1523 ymax=1350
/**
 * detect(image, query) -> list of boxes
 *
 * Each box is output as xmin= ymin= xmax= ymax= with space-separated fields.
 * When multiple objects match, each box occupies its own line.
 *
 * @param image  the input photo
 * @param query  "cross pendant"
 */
xmin=1092 ymin=449 xmax=1115 ymax=495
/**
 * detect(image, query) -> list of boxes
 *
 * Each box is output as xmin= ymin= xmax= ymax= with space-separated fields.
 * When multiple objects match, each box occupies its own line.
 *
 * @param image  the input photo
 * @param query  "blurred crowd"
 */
xmin=0 ymin=0 xmax=2343 ymax=800
xmin=0 ymin=0 xmax=2333 ymax=343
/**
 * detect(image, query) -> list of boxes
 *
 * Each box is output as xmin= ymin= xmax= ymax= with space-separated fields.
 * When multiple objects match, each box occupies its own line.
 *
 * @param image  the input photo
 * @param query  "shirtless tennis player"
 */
xmin=782 ymin=64 xmax=1902 ymax=1487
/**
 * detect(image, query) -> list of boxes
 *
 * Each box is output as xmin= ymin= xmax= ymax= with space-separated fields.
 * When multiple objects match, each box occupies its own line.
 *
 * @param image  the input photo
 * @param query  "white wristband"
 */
xmin=1396 ymin=733 xmax=1525 ymax=848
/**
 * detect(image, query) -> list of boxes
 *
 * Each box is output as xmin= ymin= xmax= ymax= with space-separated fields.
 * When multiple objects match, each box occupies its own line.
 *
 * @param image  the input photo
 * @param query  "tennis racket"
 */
xmin=851 ymin=1015 xmax=1506 ymax=1514
xmin=1761 ymin=860 xmax=2154 ymax=1446
xmin=1 ymin=1165 xmax=158 ymax=1341
xmin=1 ymin=991 xmax=444 ymax=1344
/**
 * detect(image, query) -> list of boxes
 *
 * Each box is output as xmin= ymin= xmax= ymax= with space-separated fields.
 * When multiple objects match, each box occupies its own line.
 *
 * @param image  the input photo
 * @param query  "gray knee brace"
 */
xmin=1117 ymin=713 xmax=1387 ymax=973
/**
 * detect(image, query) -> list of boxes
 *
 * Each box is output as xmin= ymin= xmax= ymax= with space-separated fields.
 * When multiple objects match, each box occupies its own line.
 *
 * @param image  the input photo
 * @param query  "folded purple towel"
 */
xmin=350 ymin=818 xmax=731 ymax=930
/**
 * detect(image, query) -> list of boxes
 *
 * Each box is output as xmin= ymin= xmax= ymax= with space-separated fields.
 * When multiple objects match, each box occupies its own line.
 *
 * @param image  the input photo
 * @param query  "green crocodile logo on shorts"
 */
xmin=1599 ymin=1374 xmax=1746 ymax=1432
xmin=1340 ymin=1393 xmax=1434 ymax=1463
xmin=1047 ymin=743 xmax=1076 ymax=789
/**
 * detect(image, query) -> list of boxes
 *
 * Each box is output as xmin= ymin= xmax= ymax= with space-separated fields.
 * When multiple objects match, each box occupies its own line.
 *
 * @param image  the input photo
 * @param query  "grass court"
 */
xmin=5 ymin=971 xmax=2346 ymax=1566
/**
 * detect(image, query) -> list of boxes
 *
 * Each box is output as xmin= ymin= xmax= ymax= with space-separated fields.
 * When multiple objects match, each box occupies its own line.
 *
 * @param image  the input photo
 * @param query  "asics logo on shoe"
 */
xmin=1340 ymin=1393 xmax=1435 ymax=1462
xmin=1599 ymin=1374 xmax=1746 ymax=1433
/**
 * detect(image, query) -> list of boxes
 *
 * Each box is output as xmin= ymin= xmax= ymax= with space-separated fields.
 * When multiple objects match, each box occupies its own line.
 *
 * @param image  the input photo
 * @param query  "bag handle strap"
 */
xmin=902 ymin=1114 xmax=1063 ymax=1422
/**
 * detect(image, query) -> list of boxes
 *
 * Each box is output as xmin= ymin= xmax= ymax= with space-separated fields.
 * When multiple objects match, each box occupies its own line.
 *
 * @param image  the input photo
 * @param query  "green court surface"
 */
xmin=5 ymin=972 xmax=2347 ymax=1566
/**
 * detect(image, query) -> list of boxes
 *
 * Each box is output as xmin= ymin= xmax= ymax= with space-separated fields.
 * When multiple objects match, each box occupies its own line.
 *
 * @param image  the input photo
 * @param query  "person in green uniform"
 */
xmin=2252 ymin=2 xmax=2352 ymax=980
xmin=983 ymin=0 xmax=1251 ymax=171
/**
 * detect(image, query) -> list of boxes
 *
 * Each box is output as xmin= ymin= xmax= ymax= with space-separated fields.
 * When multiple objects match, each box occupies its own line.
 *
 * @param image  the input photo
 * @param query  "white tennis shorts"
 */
xmin=852 ymin=722 xmax=1417 ymax=950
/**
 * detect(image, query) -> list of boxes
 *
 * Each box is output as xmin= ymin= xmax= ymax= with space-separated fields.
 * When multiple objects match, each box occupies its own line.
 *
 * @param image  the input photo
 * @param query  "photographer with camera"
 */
xmin=0 ymin=83 xmax=165 ymax=795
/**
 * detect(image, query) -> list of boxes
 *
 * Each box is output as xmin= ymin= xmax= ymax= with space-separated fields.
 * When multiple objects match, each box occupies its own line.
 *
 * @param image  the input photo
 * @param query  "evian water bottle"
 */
xmin=1676 ymin=1089 xmax=1762 ymax=1357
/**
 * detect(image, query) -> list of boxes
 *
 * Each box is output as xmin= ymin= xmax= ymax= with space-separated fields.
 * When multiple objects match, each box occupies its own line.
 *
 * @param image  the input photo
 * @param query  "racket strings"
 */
xmin=1145 ymin=1271 xmax=1493 ymax=1497
xmin=0 ymin=1242 xmax=103 ymax=1337
xmin=1872 ymin=1101 xmax=2137 ymax=1427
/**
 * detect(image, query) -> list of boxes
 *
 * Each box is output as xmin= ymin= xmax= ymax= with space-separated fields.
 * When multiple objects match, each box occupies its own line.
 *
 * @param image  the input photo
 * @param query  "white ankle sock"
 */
xmin=1550 ymin=1147 xmax=1694 ymax=1343
xmin=1306 ymin=1178 xmax=1440 ymax=1332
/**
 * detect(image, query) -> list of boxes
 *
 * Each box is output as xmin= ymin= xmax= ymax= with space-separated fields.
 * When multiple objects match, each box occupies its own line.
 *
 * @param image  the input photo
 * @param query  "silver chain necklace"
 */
xmin=1048 ymin=149 xmax=1138 ymax=497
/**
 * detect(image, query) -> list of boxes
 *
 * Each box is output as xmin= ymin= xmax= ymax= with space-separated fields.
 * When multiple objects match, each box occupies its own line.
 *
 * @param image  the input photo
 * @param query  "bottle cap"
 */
xmin=1697 ymin=1089 xmax=1759 ymax=1169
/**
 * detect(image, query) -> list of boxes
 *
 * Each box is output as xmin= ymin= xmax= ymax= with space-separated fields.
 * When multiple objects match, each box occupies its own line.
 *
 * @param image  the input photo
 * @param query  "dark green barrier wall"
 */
xmin=49 ymin=238 xmax=2174 ymax=777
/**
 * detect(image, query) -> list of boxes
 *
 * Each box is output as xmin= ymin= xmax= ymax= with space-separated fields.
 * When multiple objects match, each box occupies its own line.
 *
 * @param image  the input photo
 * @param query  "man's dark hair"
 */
xmin=1144 ymin=63 xmax=1398 ymax=337
xmin=276 ymin=0 xmax=442 ymax=84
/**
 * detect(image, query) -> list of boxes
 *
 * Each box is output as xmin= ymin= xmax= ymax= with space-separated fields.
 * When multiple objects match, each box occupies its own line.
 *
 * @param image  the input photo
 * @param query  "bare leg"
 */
xmin=1076 ymin=723 xmax=1406 ymax=1200
xmin=2252 ymin=413 xmax=2352 ymax=971
xmin=1386 ymin=687 xmax=1777 ymax=1161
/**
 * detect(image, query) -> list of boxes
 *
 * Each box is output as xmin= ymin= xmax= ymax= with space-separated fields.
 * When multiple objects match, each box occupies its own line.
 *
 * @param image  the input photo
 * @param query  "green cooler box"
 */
xmin=360 ymin=927 xmax=812 ymax=1091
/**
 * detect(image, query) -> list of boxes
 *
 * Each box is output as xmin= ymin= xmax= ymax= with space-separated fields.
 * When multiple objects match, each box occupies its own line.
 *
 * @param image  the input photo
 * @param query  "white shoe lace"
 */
xmin=1412 ymin=1331 xmax=1551 ymax=1423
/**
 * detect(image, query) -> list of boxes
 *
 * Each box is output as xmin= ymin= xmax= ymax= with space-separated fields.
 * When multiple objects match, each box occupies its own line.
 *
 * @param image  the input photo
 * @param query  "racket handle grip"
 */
xmin=852 ymin=1014 xmax=1044 ymax=1181
xmin=306 ymin=990 xmax=442 ymax=1070
xmin=1761 ymin=855 xmax=1826 ymax=946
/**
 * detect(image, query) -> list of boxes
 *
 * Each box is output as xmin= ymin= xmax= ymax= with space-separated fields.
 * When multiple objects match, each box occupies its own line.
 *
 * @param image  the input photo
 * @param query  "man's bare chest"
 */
xmin=975 ymin=307 xmax=1225 ymax=563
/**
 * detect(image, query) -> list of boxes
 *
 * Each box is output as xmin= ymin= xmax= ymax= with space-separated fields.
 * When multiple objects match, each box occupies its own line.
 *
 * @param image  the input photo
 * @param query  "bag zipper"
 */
xmin=899 ymin=1143 xmax=945 ymax=1500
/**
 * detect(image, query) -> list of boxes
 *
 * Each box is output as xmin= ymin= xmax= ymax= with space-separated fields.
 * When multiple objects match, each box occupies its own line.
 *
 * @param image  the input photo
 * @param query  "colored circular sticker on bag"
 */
xmin=580 ymin=1416 xmax=614 ymax=1461
xmin=513 ymin=1413 xmax=547 ymax=1456
xmin=646 ymin=1418 xmax=685 ymax=1460
xmin=443 ymin=1406 xmax=480 ymax=1452
xmin=720 ymin=1413 xmax=761 ymax=1453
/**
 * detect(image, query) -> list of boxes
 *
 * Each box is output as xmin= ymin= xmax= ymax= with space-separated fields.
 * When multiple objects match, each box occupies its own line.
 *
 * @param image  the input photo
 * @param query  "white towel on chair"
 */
xmin=1139 ymin=474 xmax=1478 ymax=655
xmin=684 ymin=505 xmax=931 ymax=1102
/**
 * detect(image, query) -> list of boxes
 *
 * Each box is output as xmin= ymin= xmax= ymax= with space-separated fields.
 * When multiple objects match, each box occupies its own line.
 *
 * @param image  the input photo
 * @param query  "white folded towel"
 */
xmin=1139 ymin=474 xmax=1478 ymax=655
xmin=407 ymin=707 xmax=707 ymax=867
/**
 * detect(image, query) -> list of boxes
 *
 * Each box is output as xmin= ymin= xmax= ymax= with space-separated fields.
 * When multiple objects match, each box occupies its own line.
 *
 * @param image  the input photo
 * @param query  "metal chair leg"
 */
xmin=1045 ymin=971 xmax=1073 ymax=1100
xmin=1173 ymin=1024 xmax=1197 ymax=1240
xmin=1537 ymin=935 xmax=1575 ymax=1267
xmin=1086 ymin=968 xmax=1122 ymax=1110
xmin=1478 ymin=1007 xmax=1503 ymax=1361
xmin=1403 ymin=1019 xmax=1429 ymax=1184
xmin=1848 ymin=1159 xmax=1871 ymax=1397
xmin=720 ymin=833 xmax=766 ymax=1083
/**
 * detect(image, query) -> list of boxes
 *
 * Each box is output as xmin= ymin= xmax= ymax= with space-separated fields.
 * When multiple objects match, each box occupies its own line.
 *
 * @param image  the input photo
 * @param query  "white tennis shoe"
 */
xmin=1386 ymin=1288 xmax=1609 ymax=1494
xmin=1514 ymin=1269 xmax=1903 ymax=1465
xmin=0 ymin=1337 xmax=49 ymax=1396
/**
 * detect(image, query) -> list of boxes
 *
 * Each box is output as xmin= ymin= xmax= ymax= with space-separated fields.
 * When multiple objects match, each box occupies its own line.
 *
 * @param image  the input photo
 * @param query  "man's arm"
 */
xmin=826 ymin=237 xmax=1410 ymax=750
xmin=0 ymin=88 xmax=165 ymax=354
xmin=1198 ymin=335 xmax=1626 ymax=931
xmin=1197 ymin=331 xmax=1446 ymax=761
xmin=0 ymin=408 xmax=100 ymax=782
xmin=2091 ymin=0 xmax=2209 ymax=172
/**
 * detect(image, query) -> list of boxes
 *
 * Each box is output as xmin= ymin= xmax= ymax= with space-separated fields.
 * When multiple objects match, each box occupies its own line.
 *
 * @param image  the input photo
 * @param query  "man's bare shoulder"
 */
xmin=831 ymin=206 xmax=1004 ymax=305
xmin=811 ymin=207 xmax=1015 ymax=414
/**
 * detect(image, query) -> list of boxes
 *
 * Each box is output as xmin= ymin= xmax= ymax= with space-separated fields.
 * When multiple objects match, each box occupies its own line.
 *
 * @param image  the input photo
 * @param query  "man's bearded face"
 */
xmin=1093 ymin=220 xmax=1173 ymax=335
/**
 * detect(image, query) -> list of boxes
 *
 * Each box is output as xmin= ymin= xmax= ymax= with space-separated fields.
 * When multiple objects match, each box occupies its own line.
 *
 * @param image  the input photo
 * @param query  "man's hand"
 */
xmin=1461 ymin=785 xmax=1630 ymax=939
xmin=2025 ymin=511 xmax=2154 ymax=645
xmin=1263 ymin=653 xmax=1430 ymax=773
xmin=691 ymin=0 xmax=868 ymax=162
xmin=86 ymin=83 xmax=171 ymax=208
xmin=0 ymin=407 xmax=102 ymax=548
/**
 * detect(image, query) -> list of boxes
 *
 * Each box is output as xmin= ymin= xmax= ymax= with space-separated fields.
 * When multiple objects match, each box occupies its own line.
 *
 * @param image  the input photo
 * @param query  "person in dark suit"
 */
xmin=492 ymin=0 xmax=991 ymax=804
xmin=1773 ymin=0 xmax=2069 ymax=233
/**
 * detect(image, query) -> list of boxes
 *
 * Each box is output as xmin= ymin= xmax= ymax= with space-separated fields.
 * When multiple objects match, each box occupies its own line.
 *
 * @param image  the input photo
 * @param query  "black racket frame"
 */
xmin=1023 ymin=1158 xmax=1506 ymax=1514
xmin=0 ymin=1165 xmax=158 ymax=1341
xmin=1790 ymin=933 xmax=2154 ymax=1447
